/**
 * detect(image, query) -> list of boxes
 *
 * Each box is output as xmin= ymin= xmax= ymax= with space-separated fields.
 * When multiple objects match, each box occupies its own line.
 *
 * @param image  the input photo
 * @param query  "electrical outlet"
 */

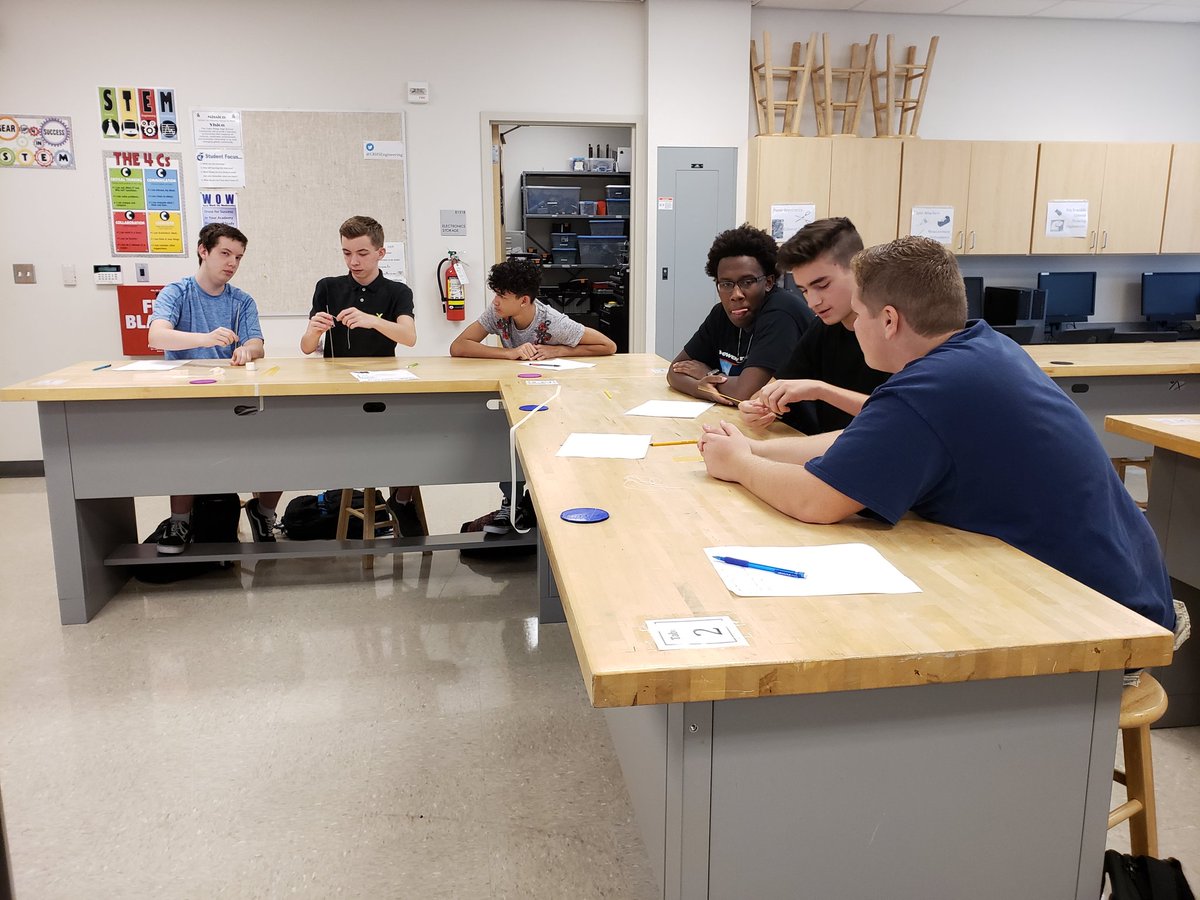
xmin=136 ymin=263 xmax=149 ymax=283
xmin=13 ymin=264 xmax=36 ymax=284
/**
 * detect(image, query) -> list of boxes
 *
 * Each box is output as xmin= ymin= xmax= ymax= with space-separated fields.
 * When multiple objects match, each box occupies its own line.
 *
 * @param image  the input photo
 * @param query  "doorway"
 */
xmin=482 ymin=116 xmax=640 ymax=353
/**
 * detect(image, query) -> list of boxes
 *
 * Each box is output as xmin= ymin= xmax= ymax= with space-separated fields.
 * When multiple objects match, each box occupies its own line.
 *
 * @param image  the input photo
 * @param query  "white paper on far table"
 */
xmin=350 ymin=370 xmax=420 ymax=382
xmin=625 ymin=399 xmax=714 ymax=419
xmin=116 ymin=361 xmax=186 ymax=371
xmin=706 ymin=543 xmax=921 ymax=597
xmin=522 ymin=359 xmax=595 ymax=370
xmin=557 ymin=433 xmax=651 ymax=459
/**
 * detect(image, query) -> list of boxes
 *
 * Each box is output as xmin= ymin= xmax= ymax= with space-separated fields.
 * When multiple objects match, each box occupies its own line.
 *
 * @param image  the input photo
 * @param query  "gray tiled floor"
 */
xmin=1 ymin=476 xmax=1197 ymax=897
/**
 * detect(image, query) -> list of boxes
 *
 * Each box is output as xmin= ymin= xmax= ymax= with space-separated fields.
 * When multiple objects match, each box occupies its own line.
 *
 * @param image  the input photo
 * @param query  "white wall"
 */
xmin=643 ymin=0 xmax=754 ymax=352
xmin=0 ymin=0 xmax=646 ymax=461
xmin=750 ymin=8 xmax=1200 ymax=322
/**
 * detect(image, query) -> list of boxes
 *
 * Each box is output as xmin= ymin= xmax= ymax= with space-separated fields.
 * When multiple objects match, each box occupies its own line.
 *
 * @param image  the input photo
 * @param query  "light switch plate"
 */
xmin=136 ymin=263 xmax=149 ymax=282
xmin=13 ymin=264 xmax=36 ymax=284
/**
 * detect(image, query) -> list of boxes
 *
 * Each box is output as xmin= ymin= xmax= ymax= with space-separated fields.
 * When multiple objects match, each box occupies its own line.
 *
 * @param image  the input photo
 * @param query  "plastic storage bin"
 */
xmin=589 ymin=218 xmax=625 ymax=236
xmin=551 ymin=248 xmax=579 ymax=266
xmin=578 ymin=236 xmax=627 ymax=266
xmin=550 ymin=232 xmax=578 ymax=249
xmin=587 ymin=158 xmax=616 ymax=173
xmin=604 ymin=198 xmax=630 ymax=218
xmin=605 ymin=184 xmax=631 ymax=200
xmin=524 ymin=186 xmax=581 ymax=215
xmin=578 ymin=200 xmax=598 ymax=216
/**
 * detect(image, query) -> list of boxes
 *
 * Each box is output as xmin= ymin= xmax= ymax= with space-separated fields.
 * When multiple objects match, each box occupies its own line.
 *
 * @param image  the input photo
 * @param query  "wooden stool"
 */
xmin=811 ymin=32 xmax=877 ymax=137
xmin=1112 ymin=456 xmax=1152 ymax=509
xmin=335 ymin=488 xmax=397 ymax=571
xmin=1109 ymin=673 xmax=1168 ymax=856
xmin=869 ymin=34 xmax=939 ymax=137
xmin=750 ymin=31 xmax=817 ymax=136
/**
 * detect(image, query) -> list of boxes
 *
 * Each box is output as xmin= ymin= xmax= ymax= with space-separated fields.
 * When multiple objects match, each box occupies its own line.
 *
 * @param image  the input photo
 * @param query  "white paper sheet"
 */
xmin=350 ymin=370 xmax=420 ymax=382
xmin=706 ymin=543 xmax=921 ymax=597
xmin=646 ymin=616 xmax=749 ymax=651
xmin=625 ymin=399 xmax=714 ymax=419
xmin=116 ymin=361 xmax=186 ymax=371
xmin=522 ymin=359 xmax=595 ymax=370
xmin=1150 ymin=416 xmax=1200 ymax=426
xmin=557 ymin=433 xmax=651 ymax=459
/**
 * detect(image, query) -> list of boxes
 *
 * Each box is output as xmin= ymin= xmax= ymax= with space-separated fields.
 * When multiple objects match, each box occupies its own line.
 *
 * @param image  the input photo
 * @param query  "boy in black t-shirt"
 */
xmin=738 ymin=218 xmax=890 ymax=435
xmin=667 ymin=224 xmax=813 ymax=406
xmin=301 ymin=216 xmax=424 ymax=536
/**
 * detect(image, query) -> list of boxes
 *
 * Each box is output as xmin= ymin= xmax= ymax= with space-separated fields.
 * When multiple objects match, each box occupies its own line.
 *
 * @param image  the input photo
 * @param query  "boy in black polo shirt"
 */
xmin=301 ymin=215 xmax=423 ymax=535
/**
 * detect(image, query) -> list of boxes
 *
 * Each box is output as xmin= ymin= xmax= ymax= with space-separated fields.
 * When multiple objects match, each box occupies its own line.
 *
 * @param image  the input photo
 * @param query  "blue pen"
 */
xmin=92 ymin=363 xmax=112 ymax=371
xmin=714 ymin=555 xmax=805 ymax=579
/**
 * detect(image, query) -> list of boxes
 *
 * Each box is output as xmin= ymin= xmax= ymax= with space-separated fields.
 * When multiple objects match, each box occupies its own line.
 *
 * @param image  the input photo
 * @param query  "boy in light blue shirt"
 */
xmin=148 ymin=224 xmax=281 ymax=552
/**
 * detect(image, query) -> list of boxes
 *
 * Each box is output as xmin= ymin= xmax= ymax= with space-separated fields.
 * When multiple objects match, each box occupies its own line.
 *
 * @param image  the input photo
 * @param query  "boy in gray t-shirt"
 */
xmin=450 ymin=259 xmax=617 ymax=534
xmin=450 ymin=258 xmax=616 ymax=361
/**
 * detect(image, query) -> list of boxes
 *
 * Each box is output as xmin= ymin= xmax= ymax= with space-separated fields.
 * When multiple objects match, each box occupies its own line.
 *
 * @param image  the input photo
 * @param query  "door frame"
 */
xmin=480 ymin=112 xmax=645 ymax=352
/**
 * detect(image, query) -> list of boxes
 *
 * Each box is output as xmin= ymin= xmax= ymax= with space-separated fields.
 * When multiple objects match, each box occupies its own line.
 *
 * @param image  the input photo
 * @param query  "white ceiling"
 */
xmin=752 ymin=0 xmax=1200 ymax=23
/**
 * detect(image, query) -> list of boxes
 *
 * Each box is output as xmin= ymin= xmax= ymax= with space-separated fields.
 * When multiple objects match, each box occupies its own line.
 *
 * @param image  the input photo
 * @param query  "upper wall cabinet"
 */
xmin=1162 ymin=144 xmax=1200 ymax=254
xmin=898 ymin=141 xmax=1037 ymax=255
xmin=830 ymin=139 xmax=901 ymax=248
xmin=1030 ymin=143 xmax=1171 ymax=255
xmin=747 ymin=137 xmax=900 ymax=249
xmin=749 ymin=137 xmax=1187 ymax=257
xmin=747 ymin=137 xmax=831 ymax=231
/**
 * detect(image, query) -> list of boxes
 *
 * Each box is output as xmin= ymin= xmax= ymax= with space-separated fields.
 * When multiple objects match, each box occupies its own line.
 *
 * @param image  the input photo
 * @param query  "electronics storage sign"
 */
xmin=0 ymin=114 xmax=75 ymax=169
xmin=104 ymin=150 xmax=187 ymax=257
xmin=98 ymin=87 xmax=179 ymax=140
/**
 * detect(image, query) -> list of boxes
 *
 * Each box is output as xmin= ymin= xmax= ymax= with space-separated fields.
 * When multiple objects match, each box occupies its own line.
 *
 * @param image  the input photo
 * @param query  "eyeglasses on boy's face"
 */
xmin=715 ymin=275 xmax=768 ymax=295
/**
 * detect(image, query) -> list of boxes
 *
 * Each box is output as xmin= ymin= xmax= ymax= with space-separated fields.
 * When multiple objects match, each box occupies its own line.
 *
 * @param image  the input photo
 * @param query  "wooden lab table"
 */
xmin=1026 ymin=343 xmax=1200 ymax=457
xmin=0 ymin=354 xmax=668 ymax=625
xmin=503 ymin=374 xmax=1173 ymax=900
xmin=1107 ymin=412 xmax=1200 ymax=727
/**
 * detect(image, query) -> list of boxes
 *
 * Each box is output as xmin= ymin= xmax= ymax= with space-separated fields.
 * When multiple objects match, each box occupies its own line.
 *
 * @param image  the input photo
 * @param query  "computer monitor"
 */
xmin=1037 ymin=271 xmax=1096 ymax=325
xmin=1140 ymin=272 xmax=1200 ymax=326
xmin=963 ymin=276 xmax=984 ymax=321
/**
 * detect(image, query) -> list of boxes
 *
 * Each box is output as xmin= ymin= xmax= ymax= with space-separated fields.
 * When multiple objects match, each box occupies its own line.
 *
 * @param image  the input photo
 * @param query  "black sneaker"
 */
xmin=156 ymin=519 xmax=192 ymax=555
xmin=514 ymin=491 xmax=537 ymax=530
xmin=482 ymin=501 xmax=512 ymax=535
xmin=244 ymin=498 xmax=277 ymax=543
xmin=387 ymin=497 xmax=426 ymax=538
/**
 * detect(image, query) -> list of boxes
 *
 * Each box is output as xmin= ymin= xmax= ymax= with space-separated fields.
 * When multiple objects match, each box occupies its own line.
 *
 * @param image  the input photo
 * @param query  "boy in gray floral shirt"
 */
xmin=450 ymin=259 xmax=616 ymax=534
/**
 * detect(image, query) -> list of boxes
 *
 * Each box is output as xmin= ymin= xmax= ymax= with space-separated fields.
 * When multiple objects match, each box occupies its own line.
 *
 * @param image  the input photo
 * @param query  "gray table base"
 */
xmin=1145 ymin=448 xmax=1200 ymax=728
xmin=606 ymin=670 xmax=1122 ymax=900
xmin=1053 ymin=373 xmax=1198 ymax=457
xmin=39 ymin=392 xmax=528 ymax=624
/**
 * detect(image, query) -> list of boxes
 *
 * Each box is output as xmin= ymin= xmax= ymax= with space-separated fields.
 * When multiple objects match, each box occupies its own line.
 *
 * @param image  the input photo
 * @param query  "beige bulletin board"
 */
xmin=232 ymin=110 xmax=408 ymax=316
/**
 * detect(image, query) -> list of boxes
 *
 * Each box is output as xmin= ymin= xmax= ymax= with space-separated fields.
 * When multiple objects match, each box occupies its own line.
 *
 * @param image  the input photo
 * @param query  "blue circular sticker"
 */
xmin=519 ymin=404 xmax=549 ymax=412
xmin=561 ymin=507 xmax=609 ymax=524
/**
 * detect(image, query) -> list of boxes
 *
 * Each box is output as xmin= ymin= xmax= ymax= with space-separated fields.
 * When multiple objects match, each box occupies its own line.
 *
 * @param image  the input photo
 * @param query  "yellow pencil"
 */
xmin=604 ymin=390 xmax=614 ymax=399
xmin=263 ymin=365 xmax=279 ymax=376
xmin=650 ymin=439 xmax=698 ymax=447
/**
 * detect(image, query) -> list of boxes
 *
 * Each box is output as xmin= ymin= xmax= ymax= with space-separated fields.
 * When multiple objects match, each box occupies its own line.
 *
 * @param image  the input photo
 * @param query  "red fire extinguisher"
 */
xmin=438 ymin=251 xmax=466 ymax=321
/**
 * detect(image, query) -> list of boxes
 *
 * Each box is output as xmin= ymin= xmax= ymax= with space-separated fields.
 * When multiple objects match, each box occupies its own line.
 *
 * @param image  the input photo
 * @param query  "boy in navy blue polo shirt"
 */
xmin=698 ymin=236 xmax=1176 ymax=633
xmin=667 ymin=224 xmax=813 ymax=406
xmin=148 ymin=224 xmax=283 ymax=553
xmin=301 ymin=215 xmax=423 ymax=536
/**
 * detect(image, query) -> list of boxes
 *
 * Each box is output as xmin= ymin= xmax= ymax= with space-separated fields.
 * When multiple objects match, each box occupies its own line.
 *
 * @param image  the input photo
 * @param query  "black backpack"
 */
xmin=134 ymin=493 xmax=242 ymax=584
xmin=281 ymin=490 xmax=391 ymax=540
xmin=1104 ymin=850 xmax=1196 ymax=900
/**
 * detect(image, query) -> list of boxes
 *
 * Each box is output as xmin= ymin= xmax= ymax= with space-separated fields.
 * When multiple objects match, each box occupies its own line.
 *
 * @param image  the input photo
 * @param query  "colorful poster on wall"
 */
xmin=0 ymin=114 xmax=75 ymax=170
xmin=200 ymin=190 xmax=239 ymax=227
xmin=117 ymin=285 xmax=165 ymax=356
xmin=104 ymin=150 xmax=187 ymax=256
xmin=98 ymin=87 xmax=178 ymax=140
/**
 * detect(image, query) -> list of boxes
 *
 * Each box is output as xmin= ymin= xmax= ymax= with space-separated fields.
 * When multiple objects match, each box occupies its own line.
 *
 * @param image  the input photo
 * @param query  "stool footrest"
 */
xmin=1108 ymin=799 xmax=1144 ymax=829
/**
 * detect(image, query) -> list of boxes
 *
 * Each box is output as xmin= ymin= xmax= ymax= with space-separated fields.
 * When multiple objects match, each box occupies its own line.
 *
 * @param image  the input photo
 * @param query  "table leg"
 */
xmin=537 ymin=532 xmax=565 ymax=625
